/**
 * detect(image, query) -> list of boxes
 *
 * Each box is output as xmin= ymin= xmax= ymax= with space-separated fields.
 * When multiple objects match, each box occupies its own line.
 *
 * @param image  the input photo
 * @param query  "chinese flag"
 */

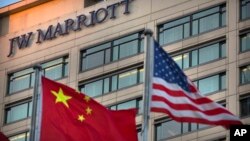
xmin=0 ymin=132 xmax=9 ymax=141
xmin=40 ymin=76 xmax=138 ymax=141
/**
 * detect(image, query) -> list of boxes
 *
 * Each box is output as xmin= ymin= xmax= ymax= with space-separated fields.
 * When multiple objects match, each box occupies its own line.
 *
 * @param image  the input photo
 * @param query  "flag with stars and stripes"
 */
xmin=151 ymin=41 xmax=242 ymax=128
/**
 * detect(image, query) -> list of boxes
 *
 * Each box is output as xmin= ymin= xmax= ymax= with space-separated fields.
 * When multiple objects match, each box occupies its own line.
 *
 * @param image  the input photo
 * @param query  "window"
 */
xmin=9 ymin=131 xmax=30 ymax=141
xmin=173 ymin=41 xmax=226 ymax=69
xmin=5 ymin=100 xmax=32 ymax=124
xmin=80 ymin=32 xmax=144 ymax=71
xmin=41 ymin=56 xmax=69 ymax=80
xmin=0 ymin=0 xmax=21 ymax=8
xmin=194 ymin=72 xmax=226 ymax=95
xmin=79 ymin=67 xmax=144 ymax=97
xmin=240 ymin=32 xmax=250 ymax=52
xmin=240 ymin=94 xmax=250 ymax=118
xmin=240 ymin=65 xmax=250 ymax=84
xmin=240 ymin=0 xmax=250 ymax=20
xmin=158 ymin=4 xmax=226 ymax=45
xmin=109 ymin=97 xmax=142 ymax=114
xmin=7 ymin=56 xmax=68 ymax=94
xmin=84 ymin=0 xmax=103 ymax=7
xmin=155 ymin=119 xmax=198 ymax=140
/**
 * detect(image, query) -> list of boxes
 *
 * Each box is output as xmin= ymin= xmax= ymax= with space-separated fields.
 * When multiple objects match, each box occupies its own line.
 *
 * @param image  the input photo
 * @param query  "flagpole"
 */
xmin=142 ymin=29 xmax=153 ymax=141
xmin=30 ymin=64 xmax=42 ymax=141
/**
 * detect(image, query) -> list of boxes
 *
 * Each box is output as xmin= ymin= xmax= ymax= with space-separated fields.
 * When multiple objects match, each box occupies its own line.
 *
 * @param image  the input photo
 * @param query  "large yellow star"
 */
xmin=51 ymin=88 xmax=72 ymax=108
xmin=78 ymin=114 xmax=85 ymax=122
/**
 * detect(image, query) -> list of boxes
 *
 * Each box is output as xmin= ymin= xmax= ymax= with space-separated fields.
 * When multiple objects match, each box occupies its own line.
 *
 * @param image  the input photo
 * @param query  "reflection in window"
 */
xmin=240 ymin=0 xmax=250 ymax=20
xmin=5 ymin=100 xmax=32 ymax=124
xmin=9 ymin=132 xmax=30 ymax=141
xmin=173 ymin=41 xmax=226 ymax=69
xmin=7 ymin=56 xmax=68 ymax=94
xmin=0 ymin=0 xmax=21 ymax=8
xmin=109 ymin=98 xmax=142 ymax=114
xmin=80 ymin=32 xmax=144 ymax=71
xmin=240 ymin=65 xmax=250 ymax=84
xmin=240 ymin=94 xmax=250 ymax=118
xmin=240 ymin=32 xmax=250 ymax=52
xmin=158 ymin=4 xmax=226 ymax=45
xmin=79 ymin=67 xmax=144 ymax=97
xmin=194 ymin=72 xmax=226 ymax=95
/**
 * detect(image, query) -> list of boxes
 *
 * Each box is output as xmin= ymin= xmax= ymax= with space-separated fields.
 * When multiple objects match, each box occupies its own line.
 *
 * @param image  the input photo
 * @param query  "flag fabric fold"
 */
xmin=151 ymin=41 xmax=242 ymax=128
xmin=0 ymin=132 xmax=9 ymax=141
xmin=40 ymin=76 xmax=138 ymax=141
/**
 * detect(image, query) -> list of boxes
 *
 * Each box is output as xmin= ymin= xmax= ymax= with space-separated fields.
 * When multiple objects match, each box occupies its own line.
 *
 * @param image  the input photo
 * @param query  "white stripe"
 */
xmin=152 ymin=89 xmax=226 ymax=112
xmin=151 ymin=101 xmax=241 ymax=122
xmin=153 ymin=77 xmax=203 ymax=100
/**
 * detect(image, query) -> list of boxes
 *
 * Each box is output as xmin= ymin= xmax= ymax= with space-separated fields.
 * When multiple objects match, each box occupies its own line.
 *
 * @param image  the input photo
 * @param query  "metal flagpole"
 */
xmin=142 ymin=29 xmax=154 ymax=141
xmin=30 ymin=64 xmax=42 ymax=141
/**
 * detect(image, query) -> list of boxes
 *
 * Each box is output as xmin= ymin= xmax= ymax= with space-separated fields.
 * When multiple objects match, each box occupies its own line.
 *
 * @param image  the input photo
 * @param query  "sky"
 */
xmin=0 ymin=0 xmax=21 ymax=8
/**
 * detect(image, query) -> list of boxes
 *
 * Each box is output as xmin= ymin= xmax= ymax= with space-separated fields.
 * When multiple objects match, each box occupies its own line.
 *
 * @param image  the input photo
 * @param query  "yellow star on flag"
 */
xmin=78 ymin=114 xmax=85 ymax=122
xmin=84 ymin=95 xmax=90 ymax=102
xmin=86 ymin=107 xmax=93 ymax=115
xmin=51 ymin=88 xmax=72 ymax=108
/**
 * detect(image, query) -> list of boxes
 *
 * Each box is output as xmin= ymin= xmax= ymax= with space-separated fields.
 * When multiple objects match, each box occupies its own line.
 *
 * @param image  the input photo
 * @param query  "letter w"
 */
xmin=16 ymin=32 xmax=33 ymax=49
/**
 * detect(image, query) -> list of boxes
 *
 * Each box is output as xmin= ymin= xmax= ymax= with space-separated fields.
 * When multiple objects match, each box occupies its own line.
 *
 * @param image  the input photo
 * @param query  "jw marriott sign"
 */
xmin=7 ymin=0 xmax=133 ymax=57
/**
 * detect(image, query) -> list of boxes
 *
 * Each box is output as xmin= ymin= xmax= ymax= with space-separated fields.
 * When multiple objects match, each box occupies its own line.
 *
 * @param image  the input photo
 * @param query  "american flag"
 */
xmin=151 ymin=41 xmax=242 ymax=127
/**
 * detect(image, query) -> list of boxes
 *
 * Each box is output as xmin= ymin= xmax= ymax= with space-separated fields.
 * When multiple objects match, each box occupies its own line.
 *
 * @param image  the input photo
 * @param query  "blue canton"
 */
xmin=153 ymin=41 xmax=190 ymax=92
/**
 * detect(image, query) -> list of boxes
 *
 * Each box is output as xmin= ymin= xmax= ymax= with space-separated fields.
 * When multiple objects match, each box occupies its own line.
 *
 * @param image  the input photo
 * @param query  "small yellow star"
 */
xmin=86 ymin=107 xmax=93 ymax=115
xmin=84 ymin=95 xmax=90 ymax=102
xmin=51 ymin=88 xmax=72 ymax=108
xmin=78 ymin=114 xmax=85 ymax=122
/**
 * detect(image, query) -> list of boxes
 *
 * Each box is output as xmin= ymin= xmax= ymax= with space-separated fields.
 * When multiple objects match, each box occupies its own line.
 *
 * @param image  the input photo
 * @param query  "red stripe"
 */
xmin=153 ymin=83 xmax=213 ymax=104
xmin=152 ymin=95 xmax=233 ymax=116
xmin=151 ymin=107 xmax=242 ymax=129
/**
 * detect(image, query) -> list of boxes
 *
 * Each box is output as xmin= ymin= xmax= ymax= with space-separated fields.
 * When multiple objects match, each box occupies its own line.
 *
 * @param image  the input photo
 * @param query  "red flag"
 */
xmin=40 ymin=76 xmax=138 ymax=141
xmin=0 ymin=132 xmax=9 ymax=141
xmin=151 ymin=41 xmax=242 ymax=128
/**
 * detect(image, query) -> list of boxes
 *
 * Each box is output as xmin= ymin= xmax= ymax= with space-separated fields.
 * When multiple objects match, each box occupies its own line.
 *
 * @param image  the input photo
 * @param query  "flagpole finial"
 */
xmin=33 ymin=64 xmax=42 ymax=70
xmin=143 ymin=29 xmax=153 ymax=36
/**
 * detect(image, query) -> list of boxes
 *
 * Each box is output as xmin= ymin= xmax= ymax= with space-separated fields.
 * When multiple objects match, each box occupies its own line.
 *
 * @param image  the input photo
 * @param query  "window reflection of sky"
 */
xmin=0 ymin=0 xmax=21 ymax=8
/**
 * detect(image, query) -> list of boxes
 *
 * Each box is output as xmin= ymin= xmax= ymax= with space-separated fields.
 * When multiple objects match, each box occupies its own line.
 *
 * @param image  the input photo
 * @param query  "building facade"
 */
xmin=0 ymin=0 xmax=250 ymax=141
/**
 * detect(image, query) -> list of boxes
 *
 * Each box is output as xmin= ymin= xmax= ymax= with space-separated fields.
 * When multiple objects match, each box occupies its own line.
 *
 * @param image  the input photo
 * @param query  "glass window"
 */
xmin=196 ymin=73 xmax=226 ymax=95
xmin=79 ymin=67 xmax=144 ymax=97
xmin=240 ymin=0 xmax=250 ymax=20
xmin=7 ymin=56 xmax=68 ymax=94
xmin=240 ymin=94 xmax=250 ymax=117
xmin=0 ymin=0 xmax=21 ymax=8
xmin=172 ymin=41 xmax=226 ymax=69
xmin=8 ymin=68 xmax=34 ymax=94
xmin=9 ymin=132 xmax=30 ymax=141
xmin=158 ymin=4 xmax=226 ymax=45
xmin=109 ymin=98 xmax=142 ymax=114
xmin=240 ymin=32 xmax=250 ymax=52
xmin=80 ymin=32 xmax=144 ymax=71
xmin=42 ymin=56 xmax=68 ymax=80
xmin=5 ymin=100 xmax=32 ymax=124
xmin=240 ymin=65 xmax=250 ymax=84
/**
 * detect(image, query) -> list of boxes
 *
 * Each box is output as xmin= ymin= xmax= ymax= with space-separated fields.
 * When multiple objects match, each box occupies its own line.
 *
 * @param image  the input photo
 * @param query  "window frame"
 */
xmin=240 ymin=94 xmax=250 ymax=118
xmin=79 ymin=31 xmax=144 ymax=72
xmin=239 ymin=30 xmax=250 ymax=53
xmin=239 ymin=64 xmax=250 ymax=85
xmin=240 ymin=0 xmax=250 ymax=20
xmin=4 ymin=99 xmax=32 ymax=124
xmin=8 ymin=131 xmax=30 ymax=141
xmin=157 ymin=3 xmax=226 ymax=46
xmin=79 ymin=64 xmax=144 ymax=97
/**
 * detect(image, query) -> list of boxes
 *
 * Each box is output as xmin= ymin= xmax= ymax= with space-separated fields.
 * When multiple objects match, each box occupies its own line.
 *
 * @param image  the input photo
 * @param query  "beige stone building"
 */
xmin=0 ymin=0 xmax=250 ymax=140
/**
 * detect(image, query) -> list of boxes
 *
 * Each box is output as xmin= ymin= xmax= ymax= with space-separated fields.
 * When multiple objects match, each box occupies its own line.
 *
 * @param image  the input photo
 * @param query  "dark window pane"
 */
xmin=112 ymin=46 xmax=119 ymax=61
xmin=199 ymin=44 xmax=219 ymax=64
xmin=193 ymin=7 xmax=219 ymax=19
xmin=191 ymin=50 xmax=198 ymax=66
xmin=105 ymin=49 xmax=111 ymax=64
xmin=155 ymin=120 xmax=182 ymax=140
xmin=240 ymin=65 xmax=250 ymax=84
xmin=111 ymin=75 xmax=118 ymax=91
xmin=118 ymin=69 xmax=137 ymax=89
xmin=119 ymin=40 xmax=138 ymax=59
xmin=192 ymin=20 xmax=198 ymax=35
xmin=184 ymin=23 xmax=190 ymax=38
xmin=117 ymin=100 xmax=136 ymax=110
xmin=104 ymin=78 xmax=110 ymax=93
xmin=83 ymin=80 xmax=103 ymax=97
xmin=84 ymin=51 xmax=104 ymax=70
xmin=198 ymin=75 xmax=219 ymax=95
xmin=240 ymin=33 xmax=250 ymax=52
xmin=199 ymin=14 xmax=219 ymax=33
xmin=164 ymin=25 xmax=183 ymax=44
xmin=6 ymin=103 xmax=29 ymax=123
xmin=240 ymin=96 xmax=250 ymax=117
